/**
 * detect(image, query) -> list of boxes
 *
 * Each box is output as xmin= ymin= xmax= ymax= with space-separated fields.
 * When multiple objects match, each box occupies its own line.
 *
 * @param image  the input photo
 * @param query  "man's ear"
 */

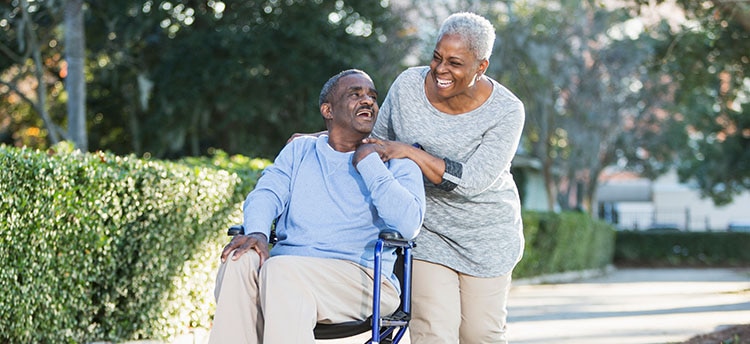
xmin=320 ymin=103 xmax=333 ymax=120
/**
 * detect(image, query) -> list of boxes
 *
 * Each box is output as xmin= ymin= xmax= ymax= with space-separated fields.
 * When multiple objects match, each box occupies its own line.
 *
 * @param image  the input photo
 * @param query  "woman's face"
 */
xmin=428 ymin=33 xmax=485 ymax=99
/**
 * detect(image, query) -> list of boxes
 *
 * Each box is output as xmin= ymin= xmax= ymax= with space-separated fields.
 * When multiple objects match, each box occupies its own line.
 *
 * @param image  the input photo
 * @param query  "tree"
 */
xmin=82 ymin=0 xmax=417 ymax=159
xmin=622 ymin=0 xmax=750 ymax=205
xmin=0 ymin=0 xmax=88 ymax=151
xmin=64 ymin=0 xmax=86 ymax=151
xmin=489 ymin=0 xmax=658 ymax=212
xmin=3 ymin=1 xmax=418 ymax=159
xmin=0 ymin=0 xmax=66 ymax=146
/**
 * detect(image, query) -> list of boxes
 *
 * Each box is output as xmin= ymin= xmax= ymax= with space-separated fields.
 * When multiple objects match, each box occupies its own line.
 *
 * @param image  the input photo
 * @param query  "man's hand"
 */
xmin=353 ymin=143 xmax=382 ymax=169
xmin=360 ymin=138 xmax=413 ymax=161
xmin=361 ymin=137 xmax=446 ymax=185
xmin=220 ymin=233 xmax=270 ymax=265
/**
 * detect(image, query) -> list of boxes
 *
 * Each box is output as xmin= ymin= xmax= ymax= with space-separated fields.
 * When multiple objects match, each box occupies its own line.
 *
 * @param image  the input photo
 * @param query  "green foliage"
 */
xmin=490 ymin=0 xmax=659 ymax=211
xmin=0 ymin=143 xmax=255 ymax=343
xmin=614 ymin=231 xmax=750 ymax=267
xmin=624 ymin=0 xmax=750 ymax=205
xmin=81 ymin=0 xmax=416 ymax=159
xmin=179 ymin=148 xmax=271 ymax=197
xmin=0 ymin=0 xmax=68 ymax=147
xmin=2 ymin=1 xmax=417 ymax=159
xmin=514 ymin=211 xmax=617 ymax=278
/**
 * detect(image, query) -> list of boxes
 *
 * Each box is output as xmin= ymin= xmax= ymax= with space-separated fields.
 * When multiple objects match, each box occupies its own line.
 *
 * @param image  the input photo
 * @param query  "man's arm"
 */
xmin=354 ymin=145 xmax=426 ymax=240
xmin=226 ymin=141 xmax=301 ymax=262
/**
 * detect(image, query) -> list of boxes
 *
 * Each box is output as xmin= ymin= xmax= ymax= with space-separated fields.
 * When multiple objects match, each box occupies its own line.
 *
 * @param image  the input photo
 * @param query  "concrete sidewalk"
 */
xmin=319 ymin=267 xmax=750 ymax=344
xmin=507 ymin=267 xmax=750 ymax=344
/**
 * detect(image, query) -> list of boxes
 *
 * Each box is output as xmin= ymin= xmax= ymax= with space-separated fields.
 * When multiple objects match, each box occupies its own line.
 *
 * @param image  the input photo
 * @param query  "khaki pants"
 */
xmin=208 ymin=253 xmax=400 ymax=344
xmin=409 ymin=259 xmax=512 ymax=344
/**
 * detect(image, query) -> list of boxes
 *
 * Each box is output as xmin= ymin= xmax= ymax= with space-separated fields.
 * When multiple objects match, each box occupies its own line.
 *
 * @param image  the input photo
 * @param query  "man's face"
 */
xmin=328 ymin=73 xmax=379 ymax=136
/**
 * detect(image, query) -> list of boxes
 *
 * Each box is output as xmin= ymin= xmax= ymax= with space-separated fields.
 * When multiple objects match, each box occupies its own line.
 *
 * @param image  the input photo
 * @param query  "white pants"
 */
xmin=409 ymin=259 xmax=512 ymax=344
xmin=208 ymin=253 xmax=400 ymax=344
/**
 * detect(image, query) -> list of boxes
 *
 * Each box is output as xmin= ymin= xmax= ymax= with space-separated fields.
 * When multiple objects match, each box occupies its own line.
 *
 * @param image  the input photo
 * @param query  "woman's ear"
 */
xmin=477 ymin=59 xmax=490 ymax=77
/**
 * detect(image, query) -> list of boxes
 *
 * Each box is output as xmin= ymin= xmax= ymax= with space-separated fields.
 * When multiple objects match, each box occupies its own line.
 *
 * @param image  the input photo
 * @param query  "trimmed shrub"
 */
xmin=615 ymin=231 xmax=750 ymax=267
xmin=514 ymin=211 xmax=616 ymax=278
xmin=0 ymin=144 xmax=261 ymax=343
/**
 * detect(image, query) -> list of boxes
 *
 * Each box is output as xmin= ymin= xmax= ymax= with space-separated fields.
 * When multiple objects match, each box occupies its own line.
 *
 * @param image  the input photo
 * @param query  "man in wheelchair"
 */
xmin=208 ymin=69 xmax=426 ymax=344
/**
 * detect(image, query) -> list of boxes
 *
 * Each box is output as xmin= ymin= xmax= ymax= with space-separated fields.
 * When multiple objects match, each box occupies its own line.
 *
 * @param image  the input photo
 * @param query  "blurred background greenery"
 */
xmin=1 ymin=0 xmax=748 ymax=209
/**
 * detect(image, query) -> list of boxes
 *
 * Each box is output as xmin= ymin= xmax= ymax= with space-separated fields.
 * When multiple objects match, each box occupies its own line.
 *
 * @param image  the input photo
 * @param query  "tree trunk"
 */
xmin=64 ymin=0 xmax=87 ymax=151
xmin=19 ymin=0 xmax=62 ymax=144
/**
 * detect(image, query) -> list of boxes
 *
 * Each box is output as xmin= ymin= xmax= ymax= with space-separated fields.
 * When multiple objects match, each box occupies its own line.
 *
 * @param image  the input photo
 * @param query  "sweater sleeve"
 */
xmin=450 ymin=99 xmax=525 ymax=197
xmin=241 ymin=142 xmax=298 ymax=238
xmin=356 ymin=152 xmax=425 ymax=240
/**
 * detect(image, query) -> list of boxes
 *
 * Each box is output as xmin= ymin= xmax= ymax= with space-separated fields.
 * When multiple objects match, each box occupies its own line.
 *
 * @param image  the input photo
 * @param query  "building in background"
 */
xmin=597 ymin=168 xmax=750 ymax=231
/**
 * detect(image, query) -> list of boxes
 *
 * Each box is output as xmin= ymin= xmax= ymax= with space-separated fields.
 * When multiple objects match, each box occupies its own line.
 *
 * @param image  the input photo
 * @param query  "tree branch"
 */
xmin=713 ymin=0 xmax=750 ymax=32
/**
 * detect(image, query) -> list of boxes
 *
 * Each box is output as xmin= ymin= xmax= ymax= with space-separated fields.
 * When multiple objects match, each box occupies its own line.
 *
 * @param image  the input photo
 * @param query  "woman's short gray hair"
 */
xmin=437 ymin=12 xmax=496 ymax=61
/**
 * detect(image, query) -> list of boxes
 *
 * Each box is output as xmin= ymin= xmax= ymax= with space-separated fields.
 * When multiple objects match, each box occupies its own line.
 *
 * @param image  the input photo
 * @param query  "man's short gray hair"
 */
xmin=437 ymin=12 xmax=496 ymax=61
xmin=319 ymin=69 xmax=370 ymax=107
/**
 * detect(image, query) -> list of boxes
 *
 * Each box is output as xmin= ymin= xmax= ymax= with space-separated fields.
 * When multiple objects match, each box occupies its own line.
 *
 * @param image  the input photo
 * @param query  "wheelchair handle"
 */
xmin=379 ymin=230 xmax=415 ymax=249
xmin=227 ymin=224 xmax=245 ymax=236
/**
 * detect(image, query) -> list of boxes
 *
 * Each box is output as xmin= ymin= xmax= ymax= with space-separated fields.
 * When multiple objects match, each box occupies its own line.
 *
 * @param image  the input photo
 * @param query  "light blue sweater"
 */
xmin=242 ymin=135 xmax=426 ymax=290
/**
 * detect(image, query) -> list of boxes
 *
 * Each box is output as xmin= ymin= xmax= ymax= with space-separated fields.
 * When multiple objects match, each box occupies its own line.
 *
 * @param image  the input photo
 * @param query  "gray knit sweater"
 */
xmin=373 ymin=66 xmax=525 ymax=277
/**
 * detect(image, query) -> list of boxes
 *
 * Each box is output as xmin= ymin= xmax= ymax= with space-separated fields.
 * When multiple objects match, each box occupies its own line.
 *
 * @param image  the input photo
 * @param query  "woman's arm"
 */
xmin=362 ymin=138 xmax=446 ymax=185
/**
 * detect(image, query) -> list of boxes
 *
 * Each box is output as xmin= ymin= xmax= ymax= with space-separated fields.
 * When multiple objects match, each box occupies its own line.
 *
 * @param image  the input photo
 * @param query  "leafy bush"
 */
xmin=614 ymin=231 xmax=750 ymax=267
xmin=0 ymin=144 xmax=263 ymax=343
xmin=514 ymin=211 xmax=616 ymax=278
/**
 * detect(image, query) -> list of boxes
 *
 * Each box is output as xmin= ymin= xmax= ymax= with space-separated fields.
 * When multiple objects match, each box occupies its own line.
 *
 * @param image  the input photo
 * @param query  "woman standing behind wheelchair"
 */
xmin=363 ymin=12 xmax=525 ymax=344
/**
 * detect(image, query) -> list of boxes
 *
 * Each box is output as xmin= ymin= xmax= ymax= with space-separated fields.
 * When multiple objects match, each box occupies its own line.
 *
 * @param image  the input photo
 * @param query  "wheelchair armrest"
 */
xmin=379 ymin=230 xmax=415 ymax=248
xmin=227 ymin=224 xmax=245 ymax=236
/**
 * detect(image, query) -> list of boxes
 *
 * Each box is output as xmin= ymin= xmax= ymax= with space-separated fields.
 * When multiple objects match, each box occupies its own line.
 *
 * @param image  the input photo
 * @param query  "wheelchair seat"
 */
xmin=227 ymin=225 xmax=415 ymax=344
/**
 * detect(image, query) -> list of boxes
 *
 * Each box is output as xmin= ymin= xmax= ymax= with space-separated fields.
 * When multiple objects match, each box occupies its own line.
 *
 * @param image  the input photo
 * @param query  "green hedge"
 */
xmin=514 ymin=211 xmax=617 ymax=278
xmin=614 ymin=231 xmax=750 ymax=267
xmin=0 ymin=143 xmax=266 ymax=343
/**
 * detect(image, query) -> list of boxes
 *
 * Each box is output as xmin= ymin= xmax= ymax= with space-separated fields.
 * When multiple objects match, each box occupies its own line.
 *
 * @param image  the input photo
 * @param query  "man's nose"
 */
xmin=360 ymin=95 xmax=375 ymax=104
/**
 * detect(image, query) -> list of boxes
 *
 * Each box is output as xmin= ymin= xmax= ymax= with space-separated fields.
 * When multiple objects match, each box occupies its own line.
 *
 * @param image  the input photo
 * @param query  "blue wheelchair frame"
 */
xmin=227 ymin=225 xmax=414 ymax=344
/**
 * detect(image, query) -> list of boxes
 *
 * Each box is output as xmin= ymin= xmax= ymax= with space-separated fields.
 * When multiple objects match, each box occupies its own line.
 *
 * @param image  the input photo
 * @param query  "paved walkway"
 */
xmin=318 ymin=267 xmax=750 ymax=344
xmin=508 ymin=267 xmax=750 ymax=344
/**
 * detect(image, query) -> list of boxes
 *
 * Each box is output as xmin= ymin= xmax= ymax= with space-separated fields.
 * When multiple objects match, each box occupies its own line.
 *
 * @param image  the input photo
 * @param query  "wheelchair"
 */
xmin=227 ymin=225 xmax=415 ymax=344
